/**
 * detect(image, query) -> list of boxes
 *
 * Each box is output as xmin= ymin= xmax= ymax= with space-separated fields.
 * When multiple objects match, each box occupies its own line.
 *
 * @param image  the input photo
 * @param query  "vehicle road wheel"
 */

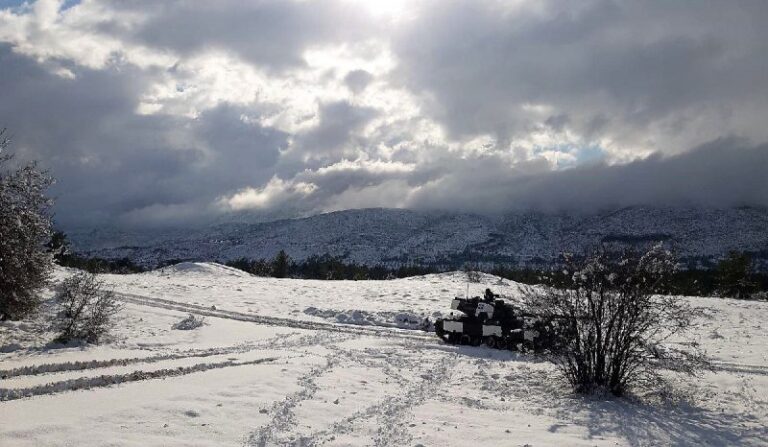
xmin=460 ymin=334 xmax=472 ymax=345
xmin=484 ymin=337 xmax=496 ymax=349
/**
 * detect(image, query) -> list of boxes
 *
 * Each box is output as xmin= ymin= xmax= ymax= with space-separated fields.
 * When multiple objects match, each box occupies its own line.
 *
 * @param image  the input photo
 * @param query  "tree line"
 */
xmin=225 ymin=251 xmax=439 ymax=280
xmin=489 ymin=251 xmax=767 ymax=300
xmin=49 ymin=229 xmax=768 ymax=299
xmin=221 ymin=250 xmax=767 ymax=299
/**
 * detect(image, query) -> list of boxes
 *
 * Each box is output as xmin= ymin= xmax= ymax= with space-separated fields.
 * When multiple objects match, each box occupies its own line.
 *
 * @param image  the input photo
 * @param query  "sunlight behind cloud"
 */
xmin=344 ymin=0 xmax=415 ymax=22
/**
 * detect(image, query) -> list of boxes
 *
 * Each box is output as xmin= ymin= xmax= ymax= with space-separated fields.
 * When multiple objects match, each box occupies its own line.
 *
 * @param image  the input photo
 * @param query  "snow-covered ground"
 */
xmin=2 ymin=263 xmax=768 ymax=446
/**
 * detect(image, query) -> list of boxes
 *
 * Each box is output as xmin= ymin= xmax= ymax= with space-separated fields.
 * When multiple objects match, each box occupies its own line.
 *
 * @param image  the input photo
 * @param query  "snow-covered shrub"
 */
xmin=0 ymin=131 xmax=54 ymax=321
xmin=172 ymin=314 xmax=206 ymax=330
xmin=525 ymin=245 xmax=708 ymax=397
xmin=55 ymin=272 xmax=121 ymax=343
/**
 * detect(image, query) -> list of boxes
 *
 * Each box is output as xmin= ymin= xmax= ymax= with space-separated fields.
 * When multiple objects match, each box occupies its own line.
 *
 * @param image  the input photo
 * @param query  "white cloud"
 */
xmin=221 ymin=176 xmax=317 ymax=211
xmin=0 ymin=0 xmax=174 ymax=72
xmin=313 ymin=158 xmax=415 ymax=176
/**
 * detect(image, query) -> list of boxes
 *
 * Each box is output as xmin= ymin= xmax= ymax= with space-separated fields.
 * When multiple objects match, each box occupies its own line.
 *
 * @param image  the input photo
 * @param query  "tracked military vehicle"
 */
xmin=434 ymin=289 xmax=562 ymax=352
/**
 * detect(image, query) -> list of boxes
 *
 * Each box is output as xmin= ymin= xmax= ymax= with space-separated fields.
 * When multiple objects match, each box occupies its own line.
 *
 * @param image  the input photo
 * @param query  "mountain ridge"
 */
xmin=68 ymin=206 xmax=768 ymax=270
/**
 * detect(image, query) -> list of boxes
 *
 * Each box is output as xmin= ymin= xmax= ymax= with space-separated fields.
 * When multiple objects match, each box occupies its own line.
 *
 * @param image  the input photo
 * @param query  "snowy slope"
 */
xmin=1 ymin=264 xmax=767 ymax=446
xmin=68 ymin=206 xmax=768 ymax=269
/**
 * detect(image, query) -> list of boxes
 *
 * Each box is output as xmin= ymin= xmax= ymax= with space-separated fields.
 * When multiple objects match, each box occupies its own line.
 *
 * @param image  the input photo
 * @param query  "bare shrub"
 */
xmin=172 ymin=314 xmax=206 ymax=330
xmin=463 ymin=263 xmax=482 ymax=283
xmin=55 ymin=272 xmax=121 ymax=343
xmin=525 ymin=245 xmax=708 ymax=397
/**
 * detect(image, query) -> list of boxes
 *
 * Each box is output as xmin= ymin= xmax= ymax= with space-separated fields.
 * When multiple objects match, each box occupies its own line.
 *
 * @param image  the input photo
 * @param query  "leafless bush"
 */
xmin=525 ymin=245 xmax=708 ymax=397
xmin=463 ymin=263 xmax=482 ymax=283
xmin=55 ymin=272 xmax=121 ymax=343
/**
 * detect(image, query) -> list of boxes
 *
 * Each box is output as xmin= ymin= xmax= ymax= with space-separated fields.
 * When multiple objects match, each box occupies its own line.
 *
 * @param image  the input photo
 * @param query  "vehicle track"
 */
xmin=115 ymin=292 xmax=436 ymax=343
xmin=709 ymin=361 xmax=768 ymax=376
xmin=0 ymin=337 xmax=286 ymax=380
xmin=0 ymin=356 xmax=278 ymax=402
xmin=0 ymin=330 xmax=347 ymax=381
xmin=2 ymin=332 xmax=355 ymax=401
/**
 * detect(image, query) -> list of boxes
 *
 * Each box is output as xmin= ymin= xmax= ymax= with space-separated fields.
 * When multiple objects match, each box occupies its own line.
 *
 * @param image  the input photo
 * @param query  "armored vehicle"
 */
xmin=434 ymin=289 xmax=562 ymax=352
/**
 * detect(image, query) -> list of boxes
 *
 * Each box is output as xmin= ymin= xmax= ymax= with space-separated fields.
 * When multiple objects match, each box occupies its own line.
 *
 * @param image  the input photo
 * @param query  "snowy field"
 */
xmin=2 ymin=263 xmax=768 ymax=446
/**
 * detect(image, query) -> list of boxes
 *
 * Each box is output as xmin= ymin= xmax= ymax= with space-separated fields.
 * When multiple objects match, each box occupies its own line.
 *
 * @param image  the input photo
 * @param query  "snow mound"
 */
xmin=303 ymin=307 xmax=432 ymax=331
xmin=155 ymin=262 xmax=251 ymax=278
xmin=172 ymin=314 xmax=206 ymax=330
xmin=406 ymin=271 xmax=519 ymax=287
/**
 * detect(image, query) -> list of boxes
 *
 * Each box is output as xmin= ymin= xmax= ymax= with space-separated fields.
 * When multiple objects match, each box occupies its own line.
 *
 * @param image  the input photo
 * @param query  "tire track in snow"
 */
xmin=709 ymin=361 xmax=768 ymax=376
xmin=2 ymin=332 xmax=351 ymax=398
xmin=0 ymin=356 xmax=278 ymax=401
xmin=115 ymin=292 xmax=436 ymax=343
xmin=0 ymin=337 xmax=287 ymax=379
xmin=0 ymin=329 xmax=337 ymax=380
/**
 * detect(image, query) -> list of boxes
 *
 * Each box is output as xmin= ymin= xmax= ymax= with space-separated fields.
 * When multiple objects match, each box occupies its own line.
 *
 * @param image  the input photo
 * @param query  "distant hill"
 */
xmin=68 ymin=206 xmax=768 ymax=270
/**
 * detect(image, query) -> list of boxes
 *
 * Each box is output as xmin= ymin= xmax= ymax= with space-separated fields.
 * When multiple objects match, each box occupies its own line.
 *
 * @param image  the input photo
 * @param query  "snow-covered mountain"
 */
xmin=68 ymin=206 xmax=768 ymax=269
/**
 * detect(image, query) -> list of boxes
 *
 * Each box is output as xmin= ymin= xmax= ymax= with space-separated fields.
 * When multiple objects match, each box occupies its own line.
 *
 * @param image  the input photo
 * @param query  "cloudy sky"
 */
xmin=0 ymin=0 xmax=767 ymax=228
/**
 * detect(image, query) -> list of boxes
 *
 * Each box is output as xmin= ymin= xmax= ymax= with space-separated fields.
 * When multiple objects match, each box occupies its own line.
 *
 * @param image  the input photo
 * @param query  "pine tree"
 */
xmin=716 ymin=251 xmax=756 ymax=299
xmin=47 ymin=230 xmax=71 ymax=264
xmin=271 ymin=250 xmax=291 ymax=278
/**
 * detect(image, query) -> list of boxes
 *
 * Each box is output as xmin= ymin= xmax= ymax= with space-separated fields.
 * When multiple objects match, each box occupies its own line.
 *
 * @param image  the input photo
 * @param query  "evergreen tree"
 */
xmin=716 ymin=251 xmax=756 ymax=299
xmin=0 ymin=131 xmax=54 ymax=320
xmin=272 ymin=250 xmax=291 ymax=278
xmin=47 ymin=229 xmax=71 ymax=264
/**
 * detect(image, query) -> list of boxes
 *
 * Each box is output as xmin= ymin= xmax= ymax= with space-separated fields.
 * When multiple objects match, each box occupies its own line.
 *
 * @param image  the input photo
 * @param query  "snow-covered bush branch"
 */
xmin=55 ymin=272 xmax=122 ymax=343
xmin=525 ymin=245 xmax=708 ymax=396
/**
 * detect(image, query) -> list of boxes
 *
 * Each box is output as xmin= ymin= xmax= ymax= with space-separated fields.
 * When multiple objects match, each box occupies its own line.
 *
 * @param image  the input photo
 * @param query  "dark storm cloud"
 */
xmin=537 ymin=139 xmax=768 ymax=210
xmin=0 ymin=45 xmax=287 ymax=227
xmin=392 ymin=0 xmax=768 ymax=148
xmin=407 ymin=138 xmax=768 ymax=213
xmin=296 ymin=101 xmax=378 ymax=155
xmin=108 ymin=0 xmax=375 ymax=72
